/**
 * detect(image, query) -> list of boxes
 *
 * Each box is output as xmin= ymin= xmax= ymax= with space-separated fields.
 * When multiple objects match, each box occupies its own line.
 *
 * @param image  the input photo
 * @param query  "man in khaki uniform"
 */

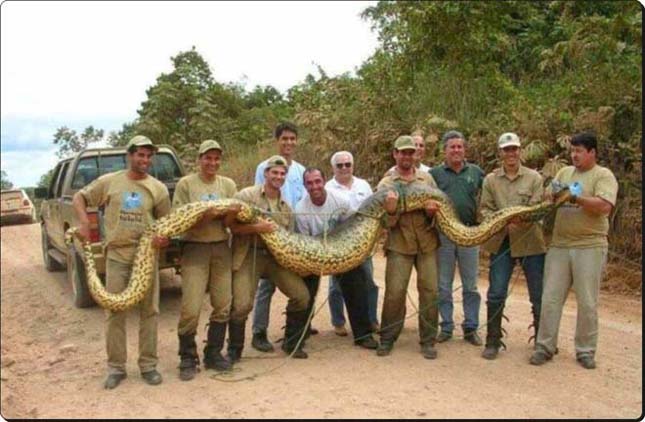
xmin=226 ymin=155 xmax=311 ymax=360
xmin=376 ymin=135 xmax=441 ymax=359
xmin=172 ymin=140 xmax=238 ymax=381
xmin=530 ymin=132 xmax=618 ymax=370
xmin=72 ymin=135 xmax=171 ymax=389
xmin=479 ymin=133 xmax=546 ymax=360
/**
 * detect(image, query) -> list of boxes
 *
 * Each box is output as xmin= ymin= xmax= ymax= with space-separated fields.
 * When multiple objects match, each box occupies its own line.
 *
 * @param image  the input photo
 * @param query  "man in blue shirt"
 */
xmin=250 ymin=122 xmax=307 ymax=353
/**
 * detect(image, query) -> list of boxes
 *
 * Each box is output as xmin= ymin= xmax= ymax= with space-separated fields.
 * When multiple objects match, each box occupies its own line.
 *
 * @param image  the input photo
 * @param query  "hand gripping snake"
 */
xmin=65 ymin=183 xmax=573 ymax=311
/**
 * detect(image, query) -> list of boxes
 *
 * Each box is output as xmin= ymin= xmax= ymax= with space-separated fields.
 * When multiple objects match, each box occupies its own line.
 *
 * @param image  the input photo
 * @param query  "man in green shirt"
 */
xmin=530 ymin=133 xmax=618 ymax=370
xmin=72 ymin=135 xmax=171 ymax=389
xmin=479 ymin=133 xmax=546 ymax=360
xmin=430 ymin=130 xmax=485 ymax=346
xmin=172 ymin=140 xmax=238 ymax=381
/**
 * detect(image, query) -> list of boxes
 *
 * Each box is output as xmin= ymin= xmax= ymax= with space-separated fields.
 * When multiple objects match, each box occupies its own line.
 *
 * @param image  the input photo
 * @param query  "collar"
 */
xmin=390 ymin=167 xmax=425 ymax=182
xmin=496 ymin=165 xmax=527 ymax=179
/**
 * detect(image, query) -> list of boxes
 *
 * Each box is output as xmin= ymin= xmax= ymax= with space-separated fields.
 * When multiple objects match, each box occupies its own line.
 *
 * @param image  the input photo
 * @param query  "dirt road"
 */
xmin=0 ymin=224 xmax=642 ymax=419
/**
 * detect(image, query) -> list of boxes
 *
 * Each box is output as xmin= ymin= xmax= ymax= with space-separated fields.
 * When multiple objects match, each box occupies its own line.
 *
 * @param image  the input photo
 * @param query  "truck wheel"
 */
xmin=41 ymin=225 xmax=64 ymax=271
xmin=67 ymin=245 xmax=95 ymax=308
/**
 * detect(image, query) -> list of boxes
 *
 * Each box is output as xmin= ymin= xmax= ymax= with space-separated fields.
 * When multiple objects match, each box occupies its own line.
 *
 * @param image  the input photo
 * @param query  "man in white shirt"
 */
xmin=325 ymin=151 xmax=380 ymax=335
xmin=297 ymin=167 xmax=378 ymax=349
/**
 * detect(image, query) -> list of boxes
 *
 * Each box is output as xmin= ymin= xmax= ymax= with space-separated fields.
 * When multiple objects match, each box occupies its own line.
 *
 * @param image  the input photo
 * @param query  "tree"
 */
xmin=1 ymin=170 xmax=14 ymax=190
xmin=53 ymin=126 xmax=105 ymax=158
xmin=37 ymin=169 xmax=56 ymax=189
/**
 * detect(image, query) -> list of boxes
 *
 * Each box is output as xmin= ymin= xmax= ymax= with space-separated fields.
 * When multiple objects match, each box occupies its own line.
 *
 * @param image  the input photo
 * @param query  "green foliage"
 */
xmin=1 ymin=170 xmax=14 ymax=190
xmin=53 ymin=126 xmax=105 ymax=158
xmin=37 ymin=169 xmax=56 ymax=189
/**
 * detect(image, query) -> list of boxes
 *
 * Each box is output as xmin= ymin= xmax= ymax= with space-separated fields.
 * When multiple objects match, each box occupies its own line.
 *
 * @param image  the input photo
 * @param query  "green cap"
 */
xmin=126 ymin=135 xmax=157 ymax=152
xmin=198 ymin=139 xmax=222 ymax=155
xmin=394 ymin=135 xmax=416 ymax=151
xmin=265 ymin=155 xmax=289 ymax=170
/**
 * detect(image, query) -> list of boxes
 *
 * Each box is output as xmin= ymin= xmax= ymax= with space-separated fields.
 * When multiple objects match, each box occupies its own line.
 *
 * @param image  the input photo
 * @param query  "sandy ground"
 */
xmin=0 ymin=223 xmax=642 ymax=419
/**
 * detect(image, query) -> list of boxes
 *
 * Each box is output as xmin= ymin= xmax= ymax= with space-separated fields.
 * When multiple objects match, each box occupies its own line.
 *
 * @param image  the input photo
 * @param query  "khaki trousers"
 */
xmin=380 ymin=250 xmax=439 ymax=345
xmin=230 ymin=249 xmax=309 ymax=322
xmin=178 ymin=242 xmax=232 ymax=335
xmin=536 ymin=246 xmax=608 ymax=357
xmin=105 ymin=258 xmax=159 ymax=375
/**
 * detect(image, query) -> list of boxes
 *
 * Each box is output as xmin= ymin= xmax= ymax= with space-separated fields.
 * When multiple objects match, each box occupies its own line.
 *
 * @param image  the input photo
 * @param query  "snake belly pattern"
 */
xmin=65 ymin=184 xmax=571 ymax=311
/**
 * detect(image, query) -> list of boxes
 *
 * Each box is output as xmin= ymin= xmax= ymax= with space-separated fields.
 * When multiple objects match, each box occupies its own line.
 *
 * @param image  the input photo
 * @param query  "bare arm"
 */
xmin=228 ymin=219 xmax=276 ymax=235
xmin=72 ymin=192 xmax=91 ymax=240
xmin=574 ymin=196 xmax=613 ymax=216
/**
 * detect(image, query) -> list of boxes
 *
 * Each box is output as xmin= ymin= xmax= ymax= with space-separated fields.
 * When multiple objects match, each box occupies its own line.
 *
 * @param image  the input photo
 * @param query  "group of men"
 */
xmin=71 ymin=122 xmax=618 ymax=390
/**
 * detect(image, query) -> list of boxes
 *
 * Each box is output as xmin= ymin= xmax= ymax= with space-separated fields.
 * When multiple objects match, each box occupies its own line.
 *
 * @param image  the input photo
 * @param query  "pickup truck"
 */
xmin=35 ymin=145 xmax=186 ymax=308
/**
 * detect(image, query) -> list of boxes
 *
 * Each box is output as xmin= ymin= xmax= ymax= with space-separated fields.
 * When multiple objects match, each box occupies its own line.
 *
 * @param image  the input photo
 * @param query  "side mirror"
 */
xmin=34 ymin=187 xmax=48 ymax=199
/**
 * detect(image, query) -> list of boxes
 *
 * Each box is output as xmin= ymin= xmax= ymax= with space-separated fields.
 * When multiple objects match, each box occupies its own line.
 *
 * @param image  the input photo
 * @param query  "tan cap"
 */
xmin=498 ymin=132 xmax=521 ymax=148
xmin=394 ymin=135 xmax=416 ymax=151
xmin=265 ymin=155 xmax=289 ymax=170
xmin=126 ymin=135 xmax=157 ymax=152
xmin=198 ymin=139 xmax=222 ymax=155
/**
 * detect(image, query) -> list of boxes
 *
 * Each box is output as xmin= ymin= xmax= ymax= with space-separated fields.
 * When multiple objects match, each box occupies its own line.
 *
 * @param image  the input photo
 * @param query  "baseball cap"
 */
xmin=198 ymin=139 xmax=222 ymax=155
xmin=498 ymin=132 xmax=521 ymax=149
xmin=265 ymin=155 xmax=289 ymax=170
xmin=126 ymin=135 xmax=157 ymax=152
xmin=393 ymin=135 xmax=416 ymax=151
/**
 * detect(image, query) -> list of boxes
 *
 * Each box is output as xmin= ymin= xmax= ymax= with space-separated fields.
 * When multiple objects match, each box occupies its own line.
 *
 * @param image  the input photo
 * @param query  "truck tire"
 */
xmin=67 ymin=245 xmax=95 ymax=308
xmin=41 ymin=225 xmax=64 ymax=271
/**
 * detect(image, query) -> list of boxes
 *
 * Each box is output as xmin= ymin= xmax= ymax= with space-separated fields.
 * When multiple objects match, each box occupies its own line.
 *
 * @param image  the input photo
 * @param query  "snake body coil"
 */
xmin=65 ymin=185 xmax=571 ymax=311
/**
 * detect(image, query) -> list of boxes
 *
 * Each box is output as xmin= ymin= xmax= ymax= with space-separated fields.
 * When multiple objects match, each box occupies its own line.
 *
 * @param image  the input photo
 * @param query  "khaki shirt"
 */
xmin=172 ymin=173 xmax=237 ymax=243
xmin=377 ymin=168 xmax=439 ymax=254
xmin=550 ymin=164 xmax=618 ymax=248
xmin=231 ymin=184 xmax=294 ymax=271
xmin=80 ymin=170 xmax=171 ymax=263
xmin=479 ymin=165 xmax=546 ymax=257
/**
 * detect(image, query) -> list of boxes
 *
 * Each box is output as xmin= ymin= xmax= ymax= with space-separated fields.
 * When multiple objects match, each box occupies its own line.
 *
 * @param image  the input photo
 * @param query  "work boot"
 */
xmin=178 ymin=333 xmax=199 ymax=381
xmin=421 ymin=343 xmax=438 ymax=360
xmin=529 ymin=348 xmax=552 ymax=366
xmin=354 ymin=335 xmax=379 ymax=350
xmin=281 ymin=310 xmax=308 ymax=359
xmin=104 ymin=373 xmax=126 ymax=390
xmin=203 ymin=321 xmax=232 ymax=371
xmin=376 ymin=341 xmax=393 ymax=357
xmin=482 ymin=302 xmax=506 ymax=360
xmin=576 ymin=353 xmax=596 ymax=370
xmin=226 ymin=319 xmax=246 ymax=363
xmin=252 ymin=330 xmax=275 ymax=353
xmin=464 ymin=329 xmax=483 ymax=346
xmin=141 ymin=369 xmax=163 ymax=386
xmin=436 ymin=331 xmax=452 ymax=343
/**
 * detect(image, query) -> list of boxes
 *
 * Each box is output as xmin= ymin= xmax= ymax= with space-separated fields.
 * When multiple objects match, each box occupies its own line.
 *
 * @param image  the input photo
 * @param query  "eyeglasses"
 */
xmin=335 ymin=162 xmax=352 ymax=169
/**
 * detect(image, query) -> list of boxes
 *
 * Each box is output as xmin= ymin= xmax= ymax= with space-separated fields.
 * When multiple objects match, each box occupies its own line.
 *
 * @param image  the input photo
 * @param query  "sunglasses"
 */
xmin=335 ymin=162 xmax=352 ymax=169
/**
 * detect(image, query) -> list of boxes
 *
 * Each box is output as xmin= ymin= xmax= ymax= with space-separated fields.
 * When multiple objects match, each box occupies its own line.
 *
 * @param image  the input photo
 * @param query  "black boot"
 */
xmin=482 ymin=302 xmax=506 ymax=360
xmin=281 ymin=310 xmax=308 ymax=359
xmin=178 ymin=333 xmax=199 ymax=381
xmin=203 ymin=322 xmax=232 ymax=371
xmin=528 ymin=306 xmax=540 ymax=347
xmin=251 ymin=330 xmax=275 ymax=352
xmin=227 ymin=319 xmax=246 ymax=363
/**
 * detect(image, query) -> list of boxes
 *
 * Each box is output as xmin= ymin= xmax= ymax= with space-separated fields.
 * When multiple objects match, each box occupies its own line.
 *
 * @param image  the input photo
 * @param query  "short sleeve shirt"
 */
xmin=255 ymin=159 xmax=306 ymax=209
xmin=295 ymin=189 xmax=352 ymax=236
xmin=172 ymin=173 xmax=237 ymax=243
xmin=325 ymin=176 xmax=373 ymax=212
xmin=479 ymin=165 xmax=546 ymax=257
xmin=430 ymin=162 xmax=484 ymax=226
xmin=79 ymin=170 xmax=171 ymax=263
xmin=377 ymin=168 xmax=440 ymax=254
xmin=550 ymin=165 xmax=618 ymax=248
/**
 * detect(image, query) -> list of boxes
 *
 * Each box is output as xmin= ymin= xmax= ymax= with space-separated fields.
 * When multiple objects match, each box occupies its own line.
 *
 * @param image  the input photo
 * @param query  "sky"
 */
xmin=1 ymin=1 xmax=379 ymax=187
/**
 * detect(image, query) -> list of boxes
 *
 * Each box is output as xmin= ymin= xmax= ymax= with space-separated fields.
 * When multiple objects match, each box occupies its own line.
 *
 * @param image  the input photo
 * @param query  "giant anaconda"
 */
xmin=65 ymin=183 xmax=572 ymax=311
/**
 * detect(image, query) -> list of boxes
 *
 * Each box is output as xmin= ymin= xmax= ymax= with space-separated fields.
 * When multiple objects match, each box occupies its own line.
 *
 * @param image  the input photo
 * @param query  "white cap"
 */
xmin=498 ymin=132 xmax=521 ymax=148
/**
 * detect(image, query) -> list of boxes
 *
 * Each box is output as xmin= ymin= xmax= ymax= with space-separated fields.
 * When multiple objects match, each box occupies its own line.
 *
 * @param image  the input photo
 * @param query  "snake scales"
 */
xmin=65 ymin=183 xmax=572 ymax=311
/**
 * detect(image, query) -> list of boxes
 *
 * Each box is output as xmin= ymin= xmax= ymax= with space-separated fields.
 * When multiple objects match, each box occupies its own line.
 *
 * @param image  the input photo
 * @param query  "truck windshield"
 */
xmin=70 ymin=152 xmax=181 ymax=189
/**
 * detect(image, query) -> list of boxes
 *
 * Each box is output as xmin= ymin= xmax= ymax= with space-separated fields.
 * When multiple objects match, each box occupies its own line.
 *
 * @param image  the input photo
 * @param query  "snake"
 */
xmin=65 ymin=183 xmax=572 ymax=312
